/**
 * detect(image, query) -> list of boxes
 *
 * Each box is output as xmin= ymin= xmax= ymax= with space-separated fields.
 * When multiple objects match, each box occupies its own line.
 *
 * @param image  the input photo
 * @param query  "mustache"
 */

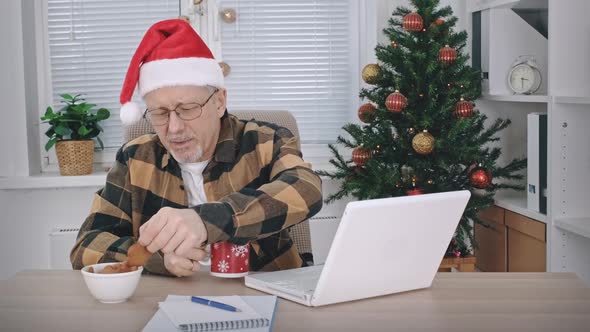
xmin=167 ymin=135 xmax=194 ymax=143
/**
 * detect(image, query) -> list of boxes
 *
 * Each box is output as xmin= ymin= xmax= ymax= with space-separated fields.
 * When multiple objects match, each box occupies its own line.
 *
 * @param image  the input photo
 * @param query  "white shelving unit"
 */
xmin=495 ymin=192 xmax=547 ymax=223
xmin=548 ymin=0 xmax=590 ymax=284
xmin=554 ymin=218 xmax=590 ymax=241
xmin=469 ymin=0 xmax=590 ymax=283
xmin=553 ymin=96 xmax=590 ymax=105
xmin=480 ymin=94 xmax=550 ymax=103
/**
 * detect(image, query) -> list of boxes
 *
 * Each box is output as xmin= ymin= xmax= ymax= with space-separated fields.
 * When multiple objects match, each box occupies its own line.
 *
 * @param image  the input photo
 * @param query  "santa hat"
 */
xmin=119 ymin=19 xmax=224 ymax=125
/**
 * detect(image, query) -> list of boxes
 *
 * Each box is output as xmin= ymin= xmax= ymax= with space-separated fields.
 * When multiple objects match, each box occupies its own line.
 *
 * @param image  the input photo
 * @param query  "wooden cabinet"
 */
xmin=474 ymin=206 xmax=507 ymax=272
xmin=475 ymin=206 xmax=546 ymax=272
xmin=506 ymin=210 xmax=546 ymax=272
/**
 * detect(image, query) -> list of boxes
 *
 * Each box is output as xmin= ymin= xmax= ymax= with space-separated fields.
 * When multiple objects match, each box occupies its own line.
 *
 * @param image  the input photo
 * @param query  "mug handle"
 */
xmin=197 ymin=244 xmax=211 ymax=266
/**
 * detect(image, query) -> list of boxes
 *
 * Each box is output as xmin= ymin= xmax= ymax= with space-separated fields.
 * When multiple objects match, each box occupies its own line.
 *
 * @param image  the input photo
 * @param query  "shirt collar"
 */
xmin=212 ymin=110 xmax=238 ymax=163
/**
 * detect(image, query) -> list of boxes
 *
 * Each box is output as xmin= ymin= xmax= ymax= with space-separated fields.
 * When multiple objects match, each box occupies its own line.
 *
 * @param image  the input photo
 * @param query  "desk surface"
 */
xmin=1 ymin=270 xmax=589 ymax=331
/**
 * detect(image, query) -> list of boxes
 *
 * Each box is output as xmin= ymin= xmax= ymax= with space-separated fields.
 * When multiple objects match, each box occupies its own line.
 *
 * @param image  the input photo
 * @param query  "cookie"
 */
xmin=126 ymin=243 xmax=152 ymax=267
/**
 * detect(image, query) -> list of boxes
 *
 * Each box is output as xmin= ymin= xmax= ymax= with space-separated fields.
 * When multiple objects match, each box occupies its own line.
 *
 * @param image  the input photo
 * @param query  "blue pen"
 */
xmin=191 ymin=296 xmax=242 ymax=312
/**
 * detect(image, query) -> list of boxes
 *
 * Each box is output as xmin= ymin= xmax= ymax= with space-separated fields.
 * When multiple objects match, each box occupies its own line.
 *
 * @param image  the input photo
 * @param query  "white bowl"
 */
xmin=81 ymin=263 xmax=143 ymax=304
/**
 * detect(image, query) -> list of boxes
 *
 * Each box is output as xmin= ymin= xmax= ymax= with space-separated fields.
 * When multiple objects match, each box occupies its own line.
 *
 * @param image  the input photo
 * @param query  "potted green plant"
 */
xmin=41 ymin=93 xmax=110 ymax=175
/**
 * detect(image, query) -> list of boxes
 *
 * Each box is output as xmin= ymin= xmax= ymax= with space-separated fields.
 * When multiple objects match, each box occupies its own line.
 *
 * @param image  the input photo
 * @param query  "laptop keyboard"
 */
xmin=271 ymin=265 xmax=323 ymax=295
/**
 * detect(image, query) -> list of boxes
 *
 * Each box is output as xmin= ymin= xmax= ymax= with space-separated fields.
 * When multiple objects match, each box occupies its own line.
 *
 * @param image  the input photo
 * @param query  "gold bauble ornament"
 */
xmin=412 ymin=130 xmax=435 ymax=155
xmin=220 ymin=8 xmax=237 ymax=23
xmin=361 ymin=64 xmax=382 ymax=84
xmin=219 ymin=62 xmax=231 ymax=77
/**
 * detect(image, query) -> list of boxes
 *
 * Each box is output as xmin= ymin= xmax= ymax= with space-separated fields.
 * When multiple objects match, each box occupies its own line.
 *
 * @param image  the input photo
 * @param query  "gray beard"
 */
xmin=171 ymin=145 xmax=204 ymax=163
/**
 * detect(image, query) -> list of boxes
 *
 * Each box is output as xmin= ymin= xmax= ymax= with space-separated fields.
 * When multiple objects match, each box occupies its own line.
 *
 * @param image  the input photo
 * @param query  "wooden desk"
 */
xmin=1 ymin=270 xmax=589 ymax=331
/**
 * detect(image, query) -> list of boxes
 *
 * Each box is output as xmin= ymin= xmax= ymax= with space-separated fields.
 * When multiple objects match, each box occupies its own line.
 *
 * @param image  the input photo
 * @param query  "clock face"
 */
xmin=509 ymin=64 xmax=537 ymax=94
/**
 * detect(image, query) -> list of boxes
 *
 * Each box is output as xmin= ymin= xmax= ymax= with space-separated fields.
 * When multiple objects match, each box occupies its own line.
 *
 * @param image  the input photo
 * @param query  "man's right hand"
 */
xmin=163 ymin=249 xmax=208 ymax=277
xmin=138 ymin=207 xmax=208 ymax=258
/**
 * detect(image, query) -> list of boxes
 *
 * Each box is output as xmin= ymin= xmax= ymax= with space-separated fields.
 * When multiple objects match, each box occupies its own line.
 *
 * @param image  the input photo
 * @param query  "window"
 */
xmin=45 ymin=0 xmax=358 ymax=159
xmin=46 ymin=0 xmax=179 ymax=150
xmin=219 ymin=0 xmax=357 ymax=143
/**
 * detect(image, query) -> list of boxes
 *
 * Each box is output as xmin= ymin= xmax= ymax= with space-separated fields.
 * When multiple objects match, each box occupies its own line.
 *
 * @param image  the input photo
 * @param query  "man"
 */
xmin=70 ymin=19 xmax=323 ymax=277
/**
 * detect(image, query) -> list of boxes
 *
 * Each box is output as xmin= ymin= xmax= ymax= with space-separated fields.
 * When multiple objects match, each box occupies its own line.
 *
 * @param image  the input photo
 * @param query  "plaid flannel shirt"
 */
xmin=70 ymin=112 xmax=323 ymax=275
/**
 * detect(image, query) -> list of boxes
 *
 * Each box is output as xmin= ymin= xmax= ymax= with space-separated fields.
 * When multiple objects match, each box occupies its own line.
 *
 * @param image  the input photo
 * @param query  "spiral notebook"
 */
xmin=142 ymin=295 xmax=278 ymax=332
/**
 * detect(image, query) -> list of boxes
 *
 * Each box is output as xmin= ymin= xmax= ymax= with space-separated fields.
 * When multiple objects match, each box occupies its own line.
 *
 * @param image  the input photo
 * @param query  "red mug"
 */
xmin=200 ymin=241 xmax=249 ymax=278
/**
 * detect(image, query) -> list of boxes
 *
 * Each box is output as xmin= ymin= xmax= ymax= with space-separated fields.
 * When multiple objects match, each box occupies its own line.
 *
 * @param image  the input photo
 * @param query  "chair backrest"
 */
xmin=123 ymin=110 xmax=314 ymax=265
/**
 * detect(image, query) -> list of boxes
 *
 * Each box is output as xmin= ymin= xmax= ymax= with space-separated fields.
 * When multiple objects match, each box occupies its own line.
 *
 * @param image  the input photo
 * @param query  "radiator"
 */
xmin=49 ymin=227 xmax=79 ymax=269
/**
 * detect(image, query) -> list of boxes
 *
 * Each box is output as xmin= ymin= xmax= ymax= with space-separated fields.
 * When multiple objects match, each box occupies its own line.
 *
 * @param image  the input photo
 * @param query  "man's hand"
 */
xmin=138 ymin=207 xmax=208 ymax=258
xmin=163 ymin=252 xmax=203 ymax=277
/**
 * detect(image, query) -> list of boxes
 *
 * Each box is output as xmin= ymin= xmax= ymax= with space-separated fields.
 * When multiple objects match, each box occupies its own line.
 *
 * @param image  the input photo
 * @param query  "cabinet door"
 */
xmin=506 ymin=211 xmax=546 ymax=272
xmin=475 ymin=206 xmax=507 ymax=272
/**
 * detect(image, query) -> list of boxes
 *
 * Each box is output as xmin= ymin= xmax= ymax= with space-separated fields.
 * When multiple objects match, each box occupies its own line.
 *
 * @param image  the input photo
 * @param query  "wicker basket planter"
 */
xmin=55 ymin=140 xmax=94 ymax=176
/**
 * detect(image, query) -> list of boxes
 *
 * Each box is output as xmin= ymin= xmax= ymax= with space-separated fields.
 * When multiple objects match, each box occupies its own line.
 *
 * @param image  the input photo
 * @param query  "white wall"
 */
xmin=0 ymin=0 xmax=29 ymax=176
xmin=0 ymin=187 xmax=98 ymax=279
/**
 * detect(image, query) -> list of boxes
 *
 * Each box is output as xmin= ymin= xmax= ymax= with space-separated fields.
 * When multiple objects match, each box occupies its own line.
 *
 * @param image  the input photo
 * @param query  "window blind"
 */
xmin=47 ymin=0 xmax=179 ymax=149
xmin=219 ymin=0 xmax=355 ymax=143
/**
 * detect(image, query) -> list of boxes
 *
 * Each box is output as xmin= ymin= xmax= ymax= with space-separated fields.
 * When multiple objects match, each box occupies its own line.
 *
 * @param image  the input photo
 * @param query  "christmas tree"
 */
xmin=317 ymin=0 xmax=526 ymax=257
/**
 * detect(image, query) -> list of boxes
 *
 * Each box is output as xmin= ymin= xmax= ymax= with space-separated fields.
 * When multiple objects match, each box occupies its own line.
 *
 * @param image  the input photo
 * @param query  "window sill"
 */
xmin=0 ymin=161 xmax=339 ymax=191
xmin=1 ymin=144 xmax=344 ymax=190
xmin=0 ymin=168 xmax=337 ymax=191
xmin=0 ymin=171 xmax=107 ymax=190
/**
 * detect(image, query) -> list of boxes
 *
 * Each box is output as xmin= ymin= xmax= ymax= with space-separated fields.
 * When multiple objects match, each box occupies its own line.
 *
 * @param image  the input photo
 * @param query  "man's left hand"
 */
xmin=138 ymin=207 xmax=208 ymax=258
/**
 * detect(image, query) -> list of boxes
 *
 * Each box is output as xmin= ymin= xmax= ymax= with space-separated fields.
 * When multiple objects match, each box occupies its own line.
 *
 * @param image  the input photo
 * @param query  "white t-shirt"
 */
xmin=178 ymin=160 xmax=210 ymax=206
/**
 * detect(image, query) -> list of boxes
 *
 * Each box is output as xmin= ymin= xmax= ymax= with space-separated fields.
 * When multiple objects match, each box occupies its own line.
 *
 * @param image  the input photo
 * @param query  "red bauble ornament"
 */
xmin=352 ymin=147 xmax=372 ymax=166
xmin=469 ymin=166 xmax=493 ymax=189
xmin=403 ymin=12 xmax=424 ymax=31
xmin=385 ymin=90 xmax=408 ymax=113
xmin=438 ymin=45 xmax=457 ymax=65
xmin=406 ymin=188 xmax=424 ymax=195
xmin=432 ymin=18 xmax=445 ymax=26
xmin=454 ymin=98 xmax=474 ymax=118
xmin=358 ymin=103 xmax=377 ymax=123
xmin=406 ymin=176 xmax=423 ymax=195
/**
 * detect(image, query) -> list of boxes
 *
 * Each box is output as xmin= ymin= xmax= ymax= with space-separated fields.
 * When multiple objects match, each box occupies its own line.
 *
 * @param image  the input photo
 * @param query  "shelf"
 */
xmin=468 ymin=0 xmax=519 ymax=13
xmin=479 ymin=94 xmax=550 ymax=103
xmin=468 ymin=0 xmax=547 ymax=13
xmin=494 ymin=192 xmax=547 ymax=223
xmin=554 ymin=218 xmax=590 ymax=240
xmin=553 ymin=96 xmax=590 ymax=105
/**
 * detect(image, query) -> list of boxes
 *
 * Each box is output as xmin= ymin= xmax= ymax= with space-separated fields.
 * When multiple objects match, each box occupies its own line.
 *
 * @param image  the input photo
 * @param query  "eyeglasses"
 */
xmin=144 ymin=88 xmax=218 ymax=126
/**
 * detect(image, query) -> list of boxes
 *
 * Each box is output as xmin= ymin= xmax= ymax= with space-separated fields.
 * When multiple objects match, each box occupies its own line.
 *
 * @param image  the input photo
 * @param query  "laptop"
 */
xmin=244 ymin=190 xmax=471 ymax=306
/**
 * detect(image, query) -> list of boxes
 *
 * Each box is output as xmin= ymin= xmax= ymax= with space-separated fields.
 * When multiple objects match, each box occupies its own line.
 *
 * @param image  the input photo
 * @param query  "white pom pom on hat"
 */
xmin=119 ymin=102 xmax=143 ymax=126
xmin=119 ymin=19 xmax=224 ymax=125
